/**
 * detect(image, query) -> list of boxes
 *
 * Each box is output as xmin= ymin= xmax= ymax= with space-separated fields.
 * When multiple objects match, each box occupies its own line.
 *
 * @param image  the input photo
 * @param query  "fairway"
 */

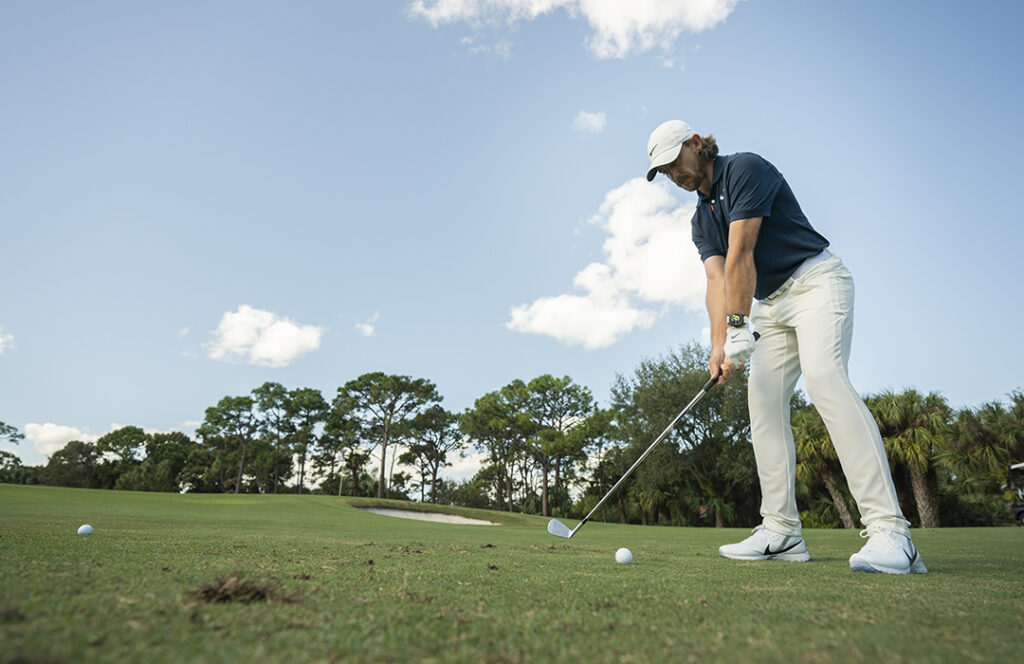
xmin=1 ymin=485 xmax=1021 ymax=663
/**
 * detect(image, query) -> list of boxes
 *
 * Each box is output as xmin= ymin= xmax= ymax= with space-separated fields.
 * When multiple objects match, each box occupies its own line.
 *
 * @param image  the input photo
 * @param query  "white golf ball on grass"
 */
xmin=615 ymin=547 xmax=632 ymax=564
xmin=77 ymin=524 xmax=93 ymax=535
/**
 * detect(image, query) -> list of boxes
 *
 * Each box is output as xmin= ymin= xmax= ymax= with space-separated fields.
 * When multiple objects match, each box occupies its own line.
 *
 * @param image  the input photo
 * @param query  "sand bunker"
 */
xmin=358 ymin=507 xmax=498 ymax=526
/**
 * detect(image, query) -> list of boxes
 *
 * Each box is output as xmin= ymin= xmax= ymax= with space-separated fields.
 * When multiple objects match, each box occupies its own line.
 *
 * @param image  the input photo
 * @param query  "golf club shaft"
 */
xmin=575 ymin=374 xmax=718 ymax=530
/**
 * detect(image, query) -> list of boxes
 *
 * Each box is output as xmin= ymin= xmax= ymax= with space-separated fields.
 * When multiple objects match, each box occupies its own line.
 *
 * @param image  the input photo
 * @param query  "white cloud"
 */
xmin=408 ymin=0 xmax=742 ymax=58
xmin=409 ymin=0 xmax=562 ymax=27
xmin=507 ymin=294 xmax=654 ymax=350
xmin=572 ymin=110 xmax=607 ymax=133
xmin=355 ymin=312 xmax=381 ymax=337
xmin=508 ymin=266 xmax=658 ymax=350
xmin=460 ymin=35 xmax=514 ymax=59
xmin=24 ymin=423 xmax=99 ymax=457
xmin=507 ymin=178 xmax=705 ymax=348
xmin=206 ymin=305 xmax=324 ymax=368
xmin=591 ymin=178 xmax=705 ymax=305
xmin=108 ymin=422 xmax=195 ymax=437
xmin=10 ymin=421 xmax=203 ymax=466
xmin=0 ymin=326 xmax=13 ymax=354
xmin=178 ymin=326 xmax=191 ymax=337
xmin=492 ymin=38 xmax=514 ymax=59
xmin=438 ymin=450 xmax=490 ymax=482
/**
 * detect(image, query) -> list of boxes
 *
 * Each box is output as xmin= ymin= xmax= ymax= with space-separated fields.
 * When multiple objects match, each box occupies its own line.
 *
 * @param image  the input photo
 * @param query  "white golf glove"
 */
xmin=724 ymin=326 xmax=757 ymax=366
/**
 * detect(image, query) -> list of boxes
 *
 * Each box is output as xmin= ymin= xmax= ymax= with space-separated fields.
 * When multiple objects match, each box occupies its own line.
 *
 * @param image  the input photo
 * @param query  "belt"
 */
xmin=790 ymin=248 xmax=831 ymax=280
xmin=760 ymin=249 xmax=832 ymax=303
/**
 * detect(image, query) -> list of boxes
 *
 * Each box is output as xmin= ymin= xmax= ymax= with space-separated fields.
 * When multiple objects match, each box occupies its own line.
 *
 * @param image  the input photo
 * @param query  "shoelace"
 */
xmin=859 ymin=526 xmax=903 ymax=552
xmin=744 ymin=524 xmax=768 ymax=542
xmin=744 ymin=524 xmax=793 ymax=548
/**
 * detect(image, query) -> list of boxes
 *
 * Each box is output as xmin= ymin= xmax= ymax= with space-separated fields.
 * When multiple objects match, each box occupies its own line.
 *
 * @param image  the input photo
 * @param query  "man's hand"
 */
xmin=709 ymin=347 xmax=736 ymax=386
xmin=724 ymin=326 xmax=756 ymax=368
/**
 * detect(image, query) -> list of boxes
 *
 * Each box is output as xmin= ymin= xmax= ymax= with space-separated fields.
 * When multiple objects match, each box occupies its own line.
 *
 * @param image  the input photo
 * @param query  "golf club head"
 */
xmin=547 ymin=518 xmax=573 ymax=539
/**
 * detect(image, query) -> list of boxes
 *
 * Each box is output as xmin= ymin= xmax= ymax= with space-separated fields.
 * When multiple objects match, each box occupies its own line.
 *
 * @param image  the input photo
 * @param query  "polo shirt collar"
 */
xmin=697 ymin=155 xmax=727 ymax=203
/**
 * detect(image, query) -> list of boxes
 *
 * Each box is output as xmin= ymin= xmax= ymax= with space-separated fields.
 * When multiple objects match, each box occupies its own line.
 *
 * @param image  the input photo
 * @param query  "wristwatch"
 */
xmin=727 ymin=313 xmax=747 ymax=328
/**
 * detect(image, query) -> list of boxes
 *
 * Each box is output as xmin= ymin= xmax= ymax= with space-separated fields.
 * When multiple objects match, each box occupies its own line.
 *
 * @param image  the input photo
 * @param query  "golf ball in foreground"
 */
xmin=77 ymin=524 xmax=93 ymax=535
xmin=615 ymin=548 xmax=632 ymax=564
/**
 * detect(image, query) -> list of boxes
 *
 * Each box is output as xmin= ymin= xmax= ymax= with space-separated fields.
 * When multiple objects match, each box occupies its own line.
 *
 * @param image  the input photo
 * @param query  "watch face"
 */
xmin=727 ymin=313 xmax=746 ymax=327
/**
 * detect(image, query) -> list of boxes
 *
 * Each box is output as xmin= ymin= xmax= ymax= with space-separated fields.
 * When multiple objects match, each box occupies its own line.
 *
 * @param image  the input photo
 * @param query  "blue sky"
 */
xmin=2 ymin=1 xmax=1022 ymax=475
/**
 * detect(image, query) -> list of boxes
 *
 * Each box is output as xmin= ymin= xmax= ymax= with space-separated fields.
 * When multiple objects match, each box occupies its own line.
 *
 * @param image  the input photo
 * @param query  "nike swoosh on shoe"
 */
xmin=763 ymin=540 xmax=801 ymax=556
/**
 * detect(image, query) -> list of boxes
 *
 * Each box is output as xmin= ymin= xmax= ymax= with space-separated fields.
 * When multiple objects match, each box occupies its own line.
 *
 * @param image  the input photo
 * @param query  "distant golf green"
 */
xmin=1 ymin=484 xmax=1021 ymax=663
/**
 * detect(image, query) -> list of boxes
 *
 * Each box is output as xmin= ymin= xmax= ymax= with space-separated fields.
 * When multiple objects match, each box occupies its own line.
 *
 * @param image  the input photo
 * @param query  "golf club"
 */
xmin=548 ymin=335 xmax=758 ymax=539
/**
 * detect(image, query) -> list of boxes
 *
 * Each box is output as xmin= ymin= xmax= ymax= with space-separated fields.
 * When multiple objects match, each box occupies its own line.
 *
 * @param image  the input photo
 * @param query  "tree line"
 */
xmin=2 ymin=345 xmax=1022 ymax=527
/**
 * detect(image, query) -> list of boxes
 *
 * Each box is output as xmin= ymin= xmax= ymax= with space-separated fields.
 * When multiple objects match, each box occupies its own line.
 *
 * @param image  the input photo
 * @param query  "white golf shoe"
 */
xmin=849 ymin=526 xmax=927 ymax=574
xmin=718 ymin=525 xmax=811 ymax=562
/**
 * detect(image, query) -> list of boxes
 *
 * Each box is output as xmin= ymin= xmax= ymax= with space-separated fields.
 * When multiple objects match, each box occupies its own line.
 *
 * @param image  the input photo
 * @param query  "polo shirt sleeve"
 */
xmin=725 ymin=153 xmax=782 ymax=222
xmin=691 ymin=215 xmax=722 ymax=263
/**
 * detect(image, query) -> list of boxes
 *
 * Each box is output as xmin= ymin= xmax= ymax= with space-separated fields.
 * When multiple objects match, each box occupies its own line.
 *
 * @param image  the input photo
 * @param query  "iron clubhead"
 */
xmin=547 ymin=518 xmax=573 ymax=538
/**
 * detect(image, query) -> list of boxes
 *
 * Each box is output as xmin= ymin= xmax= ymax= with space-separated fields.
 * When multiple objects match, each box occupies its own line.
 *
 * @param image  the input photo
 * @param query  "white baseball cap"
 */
xmin=646 ymin=120 xmax=697 ymax=181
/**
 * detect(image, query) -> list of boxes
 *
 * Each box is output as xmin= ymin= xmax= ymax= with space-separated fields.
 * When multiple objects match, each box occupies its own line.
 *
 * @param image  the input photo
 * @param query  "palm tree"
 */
xmin=941 ymin=394 xmax=1024 ymax=492
xmin=792 ymin=402 xmax=857 ymax=528
xmin=868 ymin=389 xmax=950 ymax=528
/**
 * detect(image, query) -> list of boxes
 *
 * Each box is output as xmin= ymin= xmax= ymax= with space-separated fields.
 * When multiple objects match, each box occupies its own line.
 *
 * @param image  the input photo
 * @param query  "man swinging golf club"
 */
xmin=645 ymin=120 xmax=926 ymax=574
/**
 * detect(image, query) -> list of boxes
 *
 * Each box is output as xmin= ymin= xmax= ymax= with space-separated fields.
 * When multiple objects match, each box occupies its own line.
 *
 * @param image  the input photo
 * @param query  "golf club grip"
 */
xmin=705 ymin=331 xmax=760 ymax=389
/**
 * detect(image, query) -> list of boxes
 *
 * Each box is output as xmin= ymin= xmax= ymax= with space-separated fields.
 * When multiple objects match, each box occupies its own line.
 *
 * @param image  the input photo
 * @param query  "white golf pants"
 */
xmin=748 ymin=253 xmax=909 ymax=536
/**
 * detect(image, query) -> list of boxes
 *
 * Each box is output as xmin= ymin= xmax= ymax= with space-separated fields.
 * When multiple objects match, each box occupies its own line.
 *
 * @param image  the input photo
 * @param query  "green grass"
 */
xmin=1 ymin=485 xmax=1021 ymax=663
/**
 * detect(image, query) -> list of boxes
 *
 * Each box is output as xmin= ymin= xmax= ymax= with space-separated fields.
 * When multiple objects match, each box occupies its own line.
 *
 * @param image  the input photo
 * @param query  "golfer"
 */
xmin=645 ymin=120 xmax=926 ymax=574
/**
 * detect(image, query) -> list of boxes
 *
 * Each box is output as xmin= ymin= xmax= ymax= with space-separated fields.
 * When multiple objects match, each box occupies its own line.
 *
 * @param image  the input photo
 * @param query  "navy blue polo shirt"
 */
xmin=692 ymin=153 xmax=829 ymax=299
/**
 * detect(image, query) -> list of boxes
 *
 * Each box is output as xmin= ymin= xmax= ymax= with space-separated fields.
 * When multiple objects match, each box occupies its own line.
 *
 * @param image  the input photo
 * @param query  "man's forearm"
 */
xmin=724 ymin=250 xmax=757 ymax=316
xmin=723 ymin=217 xmax=761 ymax=317
xmin=706 ymin=272 xmax=727 ymax=350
